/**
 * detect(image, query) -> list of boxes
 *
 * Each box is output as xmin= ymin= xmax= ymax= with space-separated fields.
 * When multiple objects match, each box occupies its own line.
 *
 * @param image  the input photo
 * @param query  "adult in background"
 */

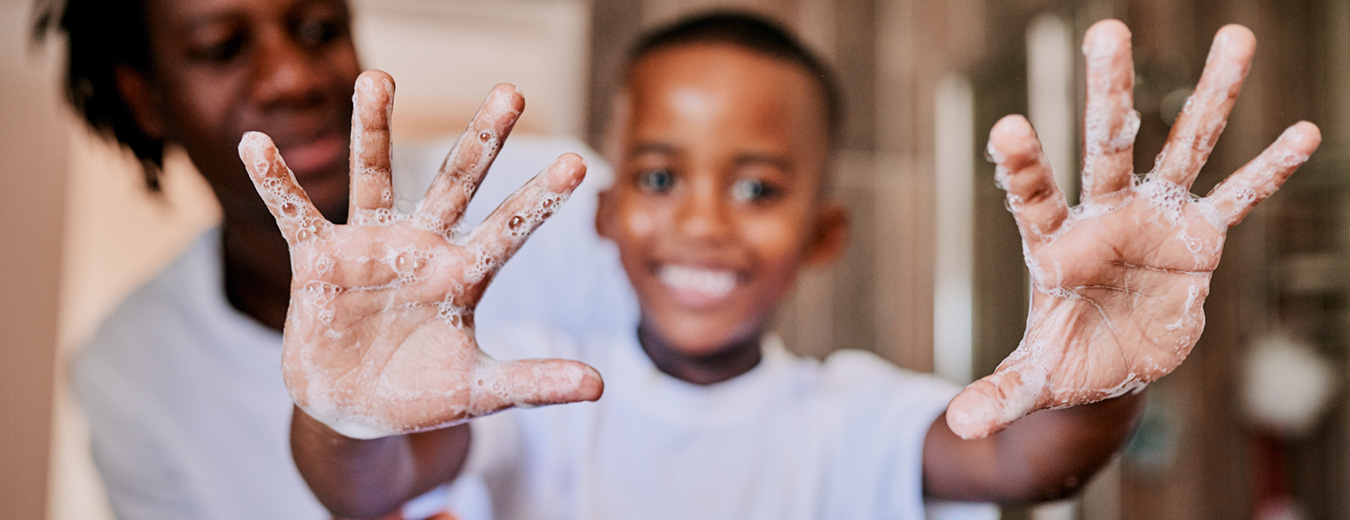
xmin=35 ymin=0 xmax=634 ymax=517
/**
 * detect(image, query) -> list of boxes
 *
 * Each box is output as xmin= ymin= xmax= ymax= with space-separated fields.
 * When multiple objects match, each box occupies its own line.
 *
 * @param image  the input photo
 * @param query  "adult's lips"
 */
xmin=274 ymin=130 xmax=348 ymax=179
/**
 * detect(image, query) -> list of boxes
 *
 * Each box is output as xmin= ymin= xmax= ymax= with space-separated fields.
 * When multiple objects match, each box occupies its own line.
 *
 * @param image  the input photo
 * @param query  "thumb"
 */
xmin=469 ymin=358 xmax=604 ymax=415
xmin=945 ymin=365 xmax=1047 ymax=440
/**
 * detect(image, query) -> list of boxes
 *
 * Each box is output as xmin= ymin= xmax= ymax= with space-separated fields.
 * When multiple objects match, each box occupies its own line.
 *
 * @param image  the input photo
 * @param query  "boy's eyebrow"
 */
xmin=733 ymin=153 xmax=793 ymax=174
xmin=628 ymin=144 xmax=793 ymax=173
xmin=629 ymin=142 xmax=679 ymax=157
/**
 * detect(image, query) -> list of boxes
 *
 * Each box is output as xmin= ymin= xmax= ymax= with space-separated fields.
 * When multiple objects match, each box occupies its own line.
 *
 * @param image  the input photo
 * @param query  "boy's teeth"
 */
xmin=659 ymin=265 xmax=736 ymax=298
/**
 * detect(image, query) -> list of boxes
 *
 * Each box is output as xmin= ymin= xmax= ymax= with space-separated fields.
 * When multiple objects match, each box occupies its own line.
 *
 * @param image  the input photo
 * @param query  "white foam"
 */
xmin=500 ymin=185 xmax=569 ymax=239
xmin=310 ymin=409 xmax=400 ymax=440
xmin=315 ymin=253 xmax=334 ymax=274
xmin=986 ymin=141 xmax=1004 ymax=167
xmin=380 ymin=247 xmax=432 ymax=286
xmin=1162 ymin=284 xmax=1202 ymax=332
xmin=437 ymin=301 xmax=472 ymax=329
xmin=1138 ymin=179 xmax=1190 ymax=226
xmin=1193 ymin=197 xmax=1225 ymax=230
xmin=351 ymin=207 xmax=407 ymax=226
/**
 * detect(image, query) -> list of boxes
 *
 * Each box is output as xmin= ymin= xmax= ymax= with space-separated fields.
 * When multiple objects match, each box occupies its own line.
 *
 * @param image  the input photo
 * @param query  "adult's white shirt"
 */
xmin=75 ymin=136 xmax=637 ymax=520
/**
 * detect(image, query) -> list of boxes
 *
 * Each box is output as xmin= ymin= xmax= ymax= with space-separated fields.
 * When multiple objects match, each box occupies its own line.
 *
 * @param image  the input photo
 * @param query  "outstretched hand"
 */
xmin=238 ymin=71 xmax=602 ymax=439
xmin=946 ymin=21 xmax=1320 ymax=439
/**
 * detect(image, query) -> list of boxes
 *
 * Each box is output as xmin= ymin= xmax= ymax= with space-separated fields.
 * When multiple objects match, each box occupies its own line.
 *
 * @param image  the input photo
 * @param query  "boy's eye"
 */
xmin=637 ymin=169 xmax=676 ymax=194
xmin=731 ymin=178 xmax=779 ymax=203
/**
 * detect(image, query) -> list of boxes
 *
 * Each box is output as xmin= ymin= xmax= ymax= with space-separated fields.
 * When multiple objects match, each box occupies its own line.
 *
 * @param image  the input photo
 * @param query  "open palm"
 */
xmin=946 ymin=21 xmax=1321 ymax=439
xmin=238 ymin=71 xmax=602 ymax=439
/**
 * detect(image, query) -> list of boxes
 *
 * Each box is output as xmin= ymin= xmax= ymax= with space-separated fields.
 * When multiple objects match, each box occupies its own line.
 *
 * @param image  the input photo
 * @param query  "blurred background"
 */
xmin=1 ymin=0 xmax=1346 ymax=518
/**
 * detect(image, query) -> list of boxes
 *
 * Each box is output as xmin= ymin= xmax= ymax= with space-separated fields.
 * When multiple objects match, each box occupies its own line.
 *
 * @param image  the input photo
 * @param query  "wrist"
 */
xmin=294 ymin=405 xmax=399 ymax=441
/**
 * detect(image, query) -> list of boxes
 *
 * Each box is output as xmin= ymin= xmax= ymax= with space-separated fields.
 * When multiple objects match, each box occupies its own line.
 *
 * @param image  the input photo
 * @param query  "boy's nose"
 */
xmin=250 ymin=30 xmax=327 ymax=107
xmin=673 ymin=179 xmax=733 ymax=242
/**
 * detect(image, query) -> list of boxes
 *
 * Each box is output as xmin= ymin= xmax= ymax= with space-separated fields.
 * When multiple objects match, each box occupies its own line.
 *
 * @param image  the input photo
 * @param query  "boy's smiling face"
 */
xmin=599 ymin=43 xmax=846 ymax=373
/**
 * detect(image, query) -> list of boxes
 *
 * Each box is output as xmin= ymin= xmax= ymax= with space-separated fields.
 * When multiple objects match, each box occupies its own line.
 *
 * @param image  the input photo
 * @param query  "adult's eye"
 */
xmin=637 ymin=169 xmax=676 ymax=194
xmin=188 ymin=35 xmax=245 ymax=64
xmin=294 ymin=17 xmax=342 ymax=47
xmin=731 ymin=178 xmax=778 ymax=203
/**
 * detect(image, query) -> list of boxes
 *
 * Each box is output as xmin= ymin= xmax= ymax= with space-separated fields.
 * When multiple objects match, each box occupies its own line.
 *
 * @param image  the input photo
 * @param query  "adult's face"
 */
xmin=138 ymin=0 xmax=360 ymax=222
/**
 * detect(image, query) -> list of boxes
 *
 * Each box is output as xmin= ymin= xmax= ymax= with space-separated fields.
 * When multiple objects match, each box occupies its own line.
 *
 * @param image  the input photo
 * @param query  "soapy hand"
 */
xmin=238 ymin=71 xmax=603 ymax=439
xmin=946 ymin=21 xmax=1321 ymax=439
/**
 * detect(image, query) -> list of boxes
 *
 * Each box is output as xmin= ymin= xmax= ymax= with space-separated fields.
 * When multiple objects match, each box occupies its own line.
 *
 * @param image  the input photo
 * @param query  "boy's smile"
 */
xmin=656 ymin=263 xmax=741 ymax=306
xmin=600 ymin=43 xmax=846 ymax=384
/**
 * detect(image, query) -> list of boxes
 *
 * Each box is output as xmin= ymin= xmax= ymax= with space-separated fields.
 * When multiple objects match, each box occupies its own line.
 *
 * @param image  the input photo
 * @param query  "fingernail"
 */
xmin=574 ymin=364 xmax=603 ymax=401
xmin=548 ymin=155 xmax=587 ymax=192
xmin=238 ymin=132 xmax=267 ymax=158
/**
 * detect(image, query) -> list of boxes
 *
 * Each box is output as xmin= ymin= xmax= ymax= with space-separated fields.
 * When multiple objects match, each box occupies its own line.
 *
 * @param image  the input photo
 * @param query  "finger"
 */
xmin=349 ymin=70 xmax=397 ymax=221
xmin=989 ymin=115 xmax=1070 ymax=245
xmin=469 ymin=358 xmax=604 ymax=414
xmin=1151 ymin=24 xmax=1255 ymax=189
xmin=945 ymin=366 xmax=1046 ymax=440
xmin=1081 ymin=20 xmax=1139 ymax=202
xmin=1204 ymin=122 xmax=1320 ymax=228
xmin=238 ymin=131 xmax=330 ymax=244
xmin=463 ymin=154 xmax=587 ymax=288
xmin=414 ymin=85 xmax=525 ymax=236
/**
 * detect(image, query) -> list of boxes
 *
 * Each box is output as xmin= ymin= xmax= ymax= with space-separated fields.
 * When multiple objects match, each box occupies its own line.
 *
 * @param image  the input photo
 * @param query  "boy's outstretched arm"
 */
xmin=924 ymin=394 xmax=1144 ymax=501
xmin=239 ymin=71 xmax=602 ymax=518
xmin=923 ymin=20 xmax=1319 ymax=501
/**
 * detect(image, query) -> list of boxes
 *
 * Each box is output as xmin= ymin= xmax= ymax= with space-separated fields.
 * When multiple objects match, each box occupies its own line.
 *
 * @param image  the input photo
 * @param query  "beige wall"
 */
xmin=350 ymin=0 xmax=591 ymax=139
xmin=0 ymin=1 xmax=67 ymax=518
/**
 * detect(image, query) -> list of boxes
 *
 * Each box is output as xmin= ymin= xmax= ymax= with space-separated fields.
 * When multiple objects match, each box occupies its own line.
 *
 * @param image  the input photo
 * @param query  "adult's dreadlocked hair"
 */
xmin=33 ymin=0 xmax=165 ymax=191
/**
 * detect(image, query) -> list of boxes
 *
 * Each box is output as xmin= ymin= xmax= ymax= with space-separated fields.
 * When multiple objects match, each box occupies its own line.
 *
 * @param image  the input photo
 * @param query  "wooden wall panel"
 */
xmin=1114 ymin=0 xmax=1341 ymax=519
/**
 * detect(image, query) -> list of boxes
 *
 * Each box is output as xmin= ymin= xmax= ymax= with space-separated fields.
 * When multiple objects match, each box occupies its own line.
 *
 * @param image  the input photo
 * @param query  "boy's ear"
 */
xmin=113 ymin=65 xmax=166 ymax=140
xmin=804 ymin=202 xmax=849 ymax=267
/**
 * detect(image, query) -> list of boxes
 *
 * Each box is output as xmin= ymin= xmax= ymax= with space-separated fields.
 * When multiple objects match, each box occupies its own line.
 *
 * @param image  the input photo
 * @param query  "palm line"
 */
xmin=1111 ymin=260 xmax=1211 ymax=276
xmin=326 ymin=282 xmax=435 ymax=390
xmin=1069 ymin=284 xmax=1155 ymax=301
xmin=1052 ymin=288 xmax=1131 ymax=371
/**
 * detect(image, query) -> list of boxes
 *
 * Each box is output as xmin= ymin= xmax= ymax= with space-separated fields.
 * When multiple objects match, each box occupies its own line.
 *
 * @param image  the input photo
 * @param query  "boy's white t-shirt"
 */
xmin=445 ymin=326 xmax=982 ymax=520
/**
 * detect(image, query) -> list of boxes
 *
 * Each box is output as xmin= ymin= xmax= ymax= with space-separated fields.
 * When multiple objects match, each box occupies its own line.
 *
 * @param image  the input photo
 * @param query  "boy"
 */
xmin=246 ymin=12 xmax=1320 ymax=520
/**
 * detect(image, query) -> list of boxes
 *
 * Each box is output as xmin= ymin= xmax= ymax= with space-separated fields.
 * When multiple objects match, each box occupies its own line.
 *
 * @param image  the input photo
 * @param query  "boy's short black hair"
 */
xmin=33 ymin=0 xmax=165 ymax=192
xmin=625 ymin=11 xmax=843 ymax=148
